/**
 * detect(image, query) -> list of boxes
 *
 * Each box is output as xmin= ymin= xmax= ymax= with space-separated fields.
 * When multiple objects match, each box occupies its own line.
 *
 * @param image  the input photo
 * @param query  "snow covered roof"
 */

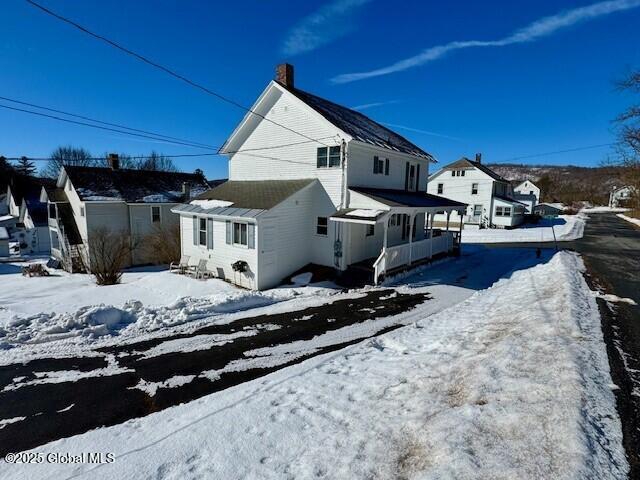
xmin=494 ymin=195 xmax=528 ymax=206
xmin=285 ymin=86 xmax=434 ymax=161
xmin=331 ymin=208 xmax=387 ymax=224
xmin=173 ymin=179 xmax=317 ymax=218
xmin=350 ymin=187 xmax=467 ymax=209
xmin=63 ymin=166 xmax=210 ymax=203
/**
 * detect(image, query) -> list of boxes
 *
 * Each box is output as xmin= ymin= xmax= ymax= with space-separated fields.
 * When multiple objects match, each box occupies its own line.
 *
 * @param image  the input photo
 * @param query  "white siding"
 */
xmin=257 ymin=184 xmax=318 ymax=289
xmin=347 ymin=142 xmax=430 ymax=192
xmin=428 ymin=167 xmax=494 ymax=224
xmin=228 ymin=88 xmax=345 ymax=207
xmin=492 ymin=198 xmax=525 ymax=228
xmin=180 ymin=214 xmax=258 ymax=290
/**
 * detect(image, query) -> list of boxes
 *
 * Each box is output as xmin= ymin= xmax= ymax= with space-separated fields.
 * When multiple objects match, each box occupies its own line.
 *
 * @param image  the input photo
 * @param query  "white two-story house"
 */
xmin=427 ymin=156 xmax=526 ymax=229
xmin=513 ymin=180 xmax=541 ymax=213
xmin=173 ymin=64 xmax=466 ymax=290
xmin=41 ymin=157 xmax=209 ymax=272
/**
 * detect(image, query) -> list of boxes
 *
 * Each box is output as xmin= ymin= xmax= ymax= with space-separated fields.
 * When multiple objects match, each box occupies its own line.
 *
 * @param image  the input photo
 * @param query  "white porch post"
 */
xmin=408 ymin=212 xmax=414 ymax=266
xmin=458 ymin=212 xmax=463 ymax=247
xmin=383 ymin=217 xmax=388 ymax=250
xmin=429 ymin=212 xmax=434 ymax=259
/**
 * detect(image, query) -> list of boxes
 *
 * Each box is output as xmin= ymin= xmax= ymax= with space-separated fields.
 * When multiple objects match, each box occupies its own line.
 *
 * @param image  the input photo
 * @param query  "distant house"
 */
xmin=41 ymin=156 xmax=210 ymax=272
xmin=512 ymin=180 xmax=540 ymax=213
xmin=427 ymin=155 xmax=526 ymax=229
xmin=173 ymin=63 xmax=466 ymax=290
xmin=609 ymin=185 xmax=636 ymax=208
xmin=2 ymin=175 xmax=55 ymax=255
xmin=533 ymin=203 xmax=565 ymax=217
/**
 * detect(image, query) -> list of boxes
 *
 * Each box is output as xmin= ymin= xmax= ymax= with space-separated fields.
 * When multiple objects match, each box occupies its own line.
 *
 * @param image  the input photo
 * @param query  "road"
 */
xmin=485 ymin=213 xmax=640 ymax=478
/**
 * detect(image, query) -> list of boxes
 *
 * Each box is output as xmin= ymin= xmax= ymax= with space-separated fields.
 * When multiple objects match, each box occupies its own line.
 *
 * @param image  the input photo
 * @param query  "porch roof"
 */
xmin=494 ymin=194 xmax=528 ymax=206
xmin=330 ymin=208 xmax=387 ymax=225
xmin=349 ymin=187 xmax=467 ymax=210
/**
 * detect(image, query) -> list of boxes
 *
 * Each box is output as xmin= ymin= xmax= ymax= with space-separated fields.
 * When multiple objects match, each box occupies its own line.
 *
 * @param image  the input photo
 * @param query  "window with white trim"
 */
xmin=317 ymin=146 xmax=341 ymax=168
xmin=437 ymin=183 xmax=443 ymax=194
xmin=473 ymin=204 xmax=483 ymax=216
xmin=316 ymin=217 xmax=328 ymax=235
xmin=233 ymin=222 xmax=248 ymax=246
xmin=151 ymin=206 xmax=161 ymax=223
xmin=495 ymin=206 xmax=512 ymax=217
xmin=471 ymin=183 xmax=478 ymax=195
xmin=199 ymin=218 xmax=207 ymax=246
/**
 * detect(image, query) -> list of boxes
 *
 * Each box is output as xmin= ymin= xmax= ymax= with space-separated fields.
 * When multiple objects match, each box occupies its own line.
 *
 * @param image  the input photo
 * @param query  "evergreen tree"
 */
xmin=15 ymin=156 xmax=36 ymax=176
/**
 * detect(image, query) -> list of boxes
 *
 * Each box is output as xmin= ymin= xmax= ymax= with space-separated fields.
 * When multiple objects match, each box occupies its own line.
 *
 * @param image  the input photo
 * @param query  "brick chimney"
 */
xmin=275 ymin=63 xmax=294 ymax=88
xmin=182 ymin=181 xmax=191 ymax=201
xmin=475 ymin=153 xmax=482 ymax=164
xmin=107 ymin=153 xmax=120 ymax=170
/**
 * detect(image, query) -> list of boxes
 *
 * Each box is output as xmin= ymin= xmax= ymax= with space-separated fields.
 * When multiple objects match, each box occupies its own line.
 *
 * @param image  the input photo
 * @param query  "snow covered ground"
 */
xmin=461 ymin=214 xmax=585 ymax=243
xmin=0 ymin=247 xmax=545 ymax=365
xmin=617 ymin=213 xmax=640 ymax=228
xmin=0 ymin=262 xmax=343 ymax=362
xmin=1 ymin=251 xmax=626 ymax=479
xmin=581 ymin=206 xmax=630 ymax=213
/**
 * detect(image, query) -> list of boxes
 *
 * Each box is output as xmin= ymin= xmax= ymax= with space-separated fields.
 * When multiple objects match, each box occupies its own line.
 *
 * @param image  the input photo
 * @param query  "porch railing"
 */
xmin=373 ymin=232 xmax=455 ymax=284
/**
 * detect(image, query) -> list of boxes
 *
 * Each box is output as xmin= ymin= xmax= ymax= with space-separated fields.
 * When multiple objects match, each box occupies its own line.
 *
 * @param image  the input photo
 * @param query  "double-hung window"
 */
xmin=233 ymin=222 xmax=248 ymax=246
xmin=151 ymin=206 xmax=161 ymax=223
xmin=373 ymin=156 xmax=389 ymax=175
xmin=471 ymin=183 xmax=478 ymax=195
xmin=316 ymin=217 xmax=328 ymax=235
xmin=503 ymin=207 xmax=511 ymax=217
xmin=199 ymin=218 xmax=207 ymax=246
xmin=317 ymin=146 xmax=341 ymax=168
xmin=473 ymin=204 xmax=483 ymax=216
xmin=437 ymin=183 xmax=444 ymax=194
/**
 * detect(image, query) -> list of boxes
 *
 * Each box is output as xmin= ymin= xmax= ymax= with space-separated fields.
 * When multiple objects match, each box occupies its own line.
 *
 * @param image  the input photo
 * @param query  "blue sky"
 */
xmin=1 ymin=0 xmax=639 ymax=179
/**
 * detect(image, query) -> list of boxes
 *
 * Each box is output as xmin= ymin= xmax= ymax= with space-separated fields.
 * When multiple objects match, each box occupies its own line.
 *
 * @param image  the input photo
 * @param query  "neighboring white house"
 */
xmin=2 ymin=175 xmax=55 ymax=255
xmin=609 ymin=185 xmax=636 ymax=208
xmin=173 ymin=64 xmax=466 ymax=290
xmin=426 ymin=156 xmax=526 ymax=229
xmin=513 ymin=180 xmax=541 ymax=213
xmin=41 ymin=157 xmax=210 ymax=272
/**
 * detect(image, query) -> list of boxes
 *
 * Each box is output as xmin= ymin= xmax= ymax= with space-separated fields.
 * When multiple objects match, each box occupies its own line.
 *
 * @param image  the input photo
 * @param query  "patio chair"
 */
xmin=189 ymin=259 xmax=210 ymax=279
xmin=169 ymin=255 xmax=190 ymax=274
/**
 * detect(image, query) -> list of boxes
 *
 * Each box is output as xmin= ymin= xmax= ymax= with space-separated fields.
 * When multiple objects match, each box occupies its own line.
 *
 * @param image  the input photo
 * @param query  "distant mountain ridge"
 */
xmin=486 ymin=163 xmax=628 ymax=205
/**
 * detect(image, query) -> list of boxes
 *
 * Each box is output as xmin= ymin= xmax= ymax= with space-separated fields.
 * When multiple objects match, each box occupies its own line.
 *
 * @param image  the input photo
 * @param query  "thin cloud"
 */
xmin=282 ymin=0 xmax=371 ymax=56
xmin=331 ymin=0 xmax=640 ymax=83
xmin=351 ymin=100 xmax=400 ymax=111
xmin=382 ymin=122 xmax=464 ymax=142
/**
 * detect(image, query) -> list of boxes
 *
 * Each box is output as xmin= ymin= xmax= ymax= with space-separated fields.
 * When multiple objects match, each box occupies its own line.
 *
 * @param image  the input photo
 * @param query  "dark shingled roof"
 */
xmin=350 ymin=187 xmax=467 ymax=209
xmin=284 ymin=86 xmax=434 ymax=161
xmin=64 ymin=166 xmax=210 ymax=203
xmin=195 ymin=179 xmax=315 ymax=210
xmin=494 ymin=194 xmax=528 ymax=206
xmin=7 ymin=175 xmax=55 ymax=226
xmin=439 ymin=158 xmax=508 ymax=182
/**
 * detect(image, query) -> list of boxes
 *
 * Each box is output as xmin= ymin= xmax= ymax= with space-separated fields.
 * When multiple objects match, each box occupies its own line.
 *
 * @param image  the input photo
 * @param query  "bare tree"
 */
xmin=85 ymin=228 xmax=136 ymax=285
xmin=140 ymin=222 xmax=181 ymax=265
xmin=615 ymin=69 xmax=640 ymax=209
xmin=136 ymin=151 xmax=177 ymax=172
xmin=44 ymin=146 xmax=94 ymax=178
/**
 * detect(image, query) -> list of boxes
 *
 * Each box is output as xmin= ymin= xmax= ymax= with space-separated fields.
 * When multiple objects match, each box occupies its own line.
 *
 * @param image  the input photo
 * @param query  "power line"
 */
xmin=0 ymin=95 xmax=217 ymax=150
xmin=496 ymin=143 xmax=616 ymax=163
xmin=26 ymin=0 xmax=331 ymax=149
xmin=0 ymin=103 xmax=218 ymax=151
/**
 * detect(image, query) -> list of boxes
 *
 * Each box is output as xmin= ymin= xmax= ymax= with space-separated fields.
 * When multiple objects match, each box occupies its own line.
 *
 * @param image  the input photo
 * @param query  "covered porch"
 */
xmin=331 ymin=187 xmax=466 ymax=285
